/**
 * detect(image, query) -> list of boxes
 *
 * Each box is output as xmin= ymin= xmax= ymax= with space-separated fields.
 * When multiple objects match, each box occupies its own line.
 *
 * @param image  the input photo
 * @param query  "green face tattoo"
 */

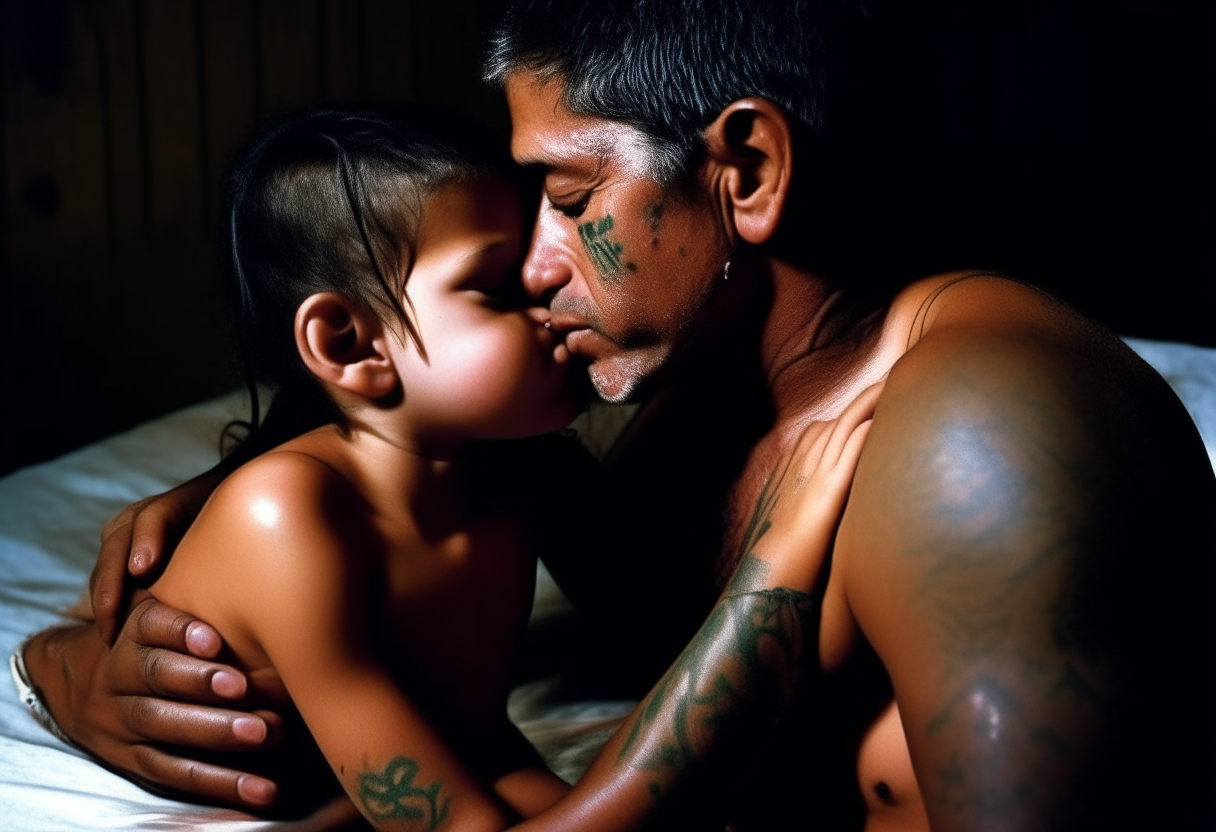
xmin=578 ymin=213 xmax=626 ymax=279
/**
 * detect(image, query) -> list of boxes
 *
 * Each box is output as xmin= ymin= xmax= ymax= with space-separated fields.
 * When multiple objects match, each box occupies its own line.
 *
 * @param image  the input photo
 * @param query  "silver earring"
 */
xmin=724 ymin=260 xmax=731 ymax=280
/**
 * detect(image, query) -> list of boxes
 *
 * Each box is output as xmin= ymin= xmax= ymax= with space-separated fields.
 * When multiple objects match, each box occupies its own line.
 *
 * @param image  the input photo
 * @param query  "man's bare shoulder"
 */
xmin=840 ymin=270 xmax=1215 ymax=648
xmin=835 ymin=274 xmax=1216 ymax=827
xmin=885 ymin=271 xmax=1083 ymax=344
xmin=879 ymin=271 xmax=1183 ymax=427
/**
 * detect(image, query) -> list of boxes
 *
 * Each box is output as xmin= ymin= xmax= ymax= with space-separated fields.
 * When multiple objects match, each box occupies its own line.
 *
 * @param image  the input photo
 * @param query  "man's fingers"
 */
xmin=125 ymin=593 xmax=223 ymax=658
xmin=129 ymin=743 xmax=279 ymax=808
xmin=91 ymin=515 xmax=139 ymax=644
xmin=126 ymin=498 xmax=182 ymax=578
xmin=112 ymin=643 xmax=247 ymax=702
xmin=109 ymin=595 xmax=249 ymax=700
xmin=121 ymin=697 xmax=284 ymax=750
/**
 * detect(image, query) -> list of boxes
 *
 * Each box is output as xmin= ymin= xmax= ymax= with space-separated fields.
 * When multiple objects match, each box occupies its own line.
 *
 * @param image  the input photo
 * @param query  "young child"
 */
xmin=145 ymin=107 xmax=580 ymax=830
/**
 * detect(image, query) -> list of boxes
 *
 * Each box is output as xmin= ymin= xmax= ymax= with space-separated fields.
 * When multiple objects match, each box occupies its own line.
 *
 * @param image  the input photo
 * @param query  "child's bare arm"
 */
xmin=193 ymin=452 xmax=519 ymax=831
xmin=473 ymin=721 xmax=569 ymax=818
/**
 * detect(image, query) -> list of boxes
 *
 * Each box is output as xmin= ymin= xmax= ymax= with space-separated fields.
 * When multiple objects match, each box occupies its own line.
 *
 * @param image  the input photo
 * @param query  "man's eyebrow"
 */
xmin=515 ymin=150 xmax=609 ymax=180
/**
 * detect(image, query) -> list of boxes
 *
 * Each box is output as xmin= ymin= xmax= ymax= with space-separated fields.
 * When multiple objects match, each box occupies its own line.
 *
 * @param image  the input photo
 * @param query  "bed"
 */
xmin=2 ymin=337 xmax=1214 ymax=830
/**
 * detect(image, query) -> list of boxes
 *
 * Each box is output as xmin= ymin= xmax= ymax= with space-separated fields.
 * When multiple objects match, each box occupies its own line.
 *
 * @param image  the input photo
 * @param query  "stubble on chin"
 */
xmin=588 ymin=348 xmax=663 ymax=404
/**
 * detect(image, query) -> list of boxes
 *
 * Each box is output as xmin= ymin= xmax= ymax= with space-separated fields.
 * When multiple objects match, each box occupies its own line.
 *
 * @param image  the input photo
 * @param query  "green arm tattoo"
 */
xmin=615 ymin=481 xmax=820 ymax=803
xmin=359 ymin=756 xmax=451 ymax=829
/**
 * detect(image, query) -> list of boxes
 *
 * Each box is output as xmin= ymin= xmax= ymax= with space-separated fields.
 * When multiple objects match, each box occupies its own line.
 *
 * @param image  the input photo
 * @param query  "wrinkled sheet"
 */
xmin=2 ymin=337 xmax=1214 ymax=829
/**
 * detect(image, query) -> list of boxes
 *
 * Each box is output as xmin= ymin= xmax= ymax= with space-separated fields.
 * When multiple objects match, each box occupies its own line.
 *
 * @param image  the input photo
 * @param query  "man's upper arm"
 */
xmin=837 ymin=325 xmax=1216 ymax=830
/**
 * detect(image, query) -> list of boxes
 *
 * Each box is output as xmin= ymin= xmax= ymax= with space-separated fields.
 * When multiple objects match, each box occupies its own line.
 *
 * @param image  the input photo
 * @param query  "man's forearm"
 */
xmin=514 ymin=569 xmax=819 ymax=831
xmin=612 ymin=585 xmax=816 ymax=799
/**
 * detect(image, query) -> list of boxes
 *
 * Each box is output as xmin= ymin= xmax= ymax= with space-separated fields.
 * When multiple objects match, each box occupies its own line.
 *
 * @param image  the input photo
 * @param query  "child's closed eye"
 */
xmin=468 ymin=275 xmax=527 ymax=308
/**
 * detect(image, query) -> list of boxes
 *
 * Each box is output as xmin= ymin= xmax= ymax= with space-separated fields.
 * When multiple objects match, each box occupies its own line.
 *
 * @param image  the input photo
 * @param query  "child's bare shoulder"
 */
xmin=219 ymin=443 xmax=352 ymax=513
xmin=192 ymin=440 xmax=376 ymax=577
xmin=152 ymin=440 xmax=377 ymax=654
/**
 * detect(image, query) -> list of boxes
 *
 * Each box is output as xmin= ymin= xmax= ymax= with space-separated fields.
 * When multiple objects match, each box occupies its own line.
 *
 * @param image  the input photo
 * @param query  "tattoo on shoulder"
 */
xmin=359 ymin=756 xmax=451 ymax=829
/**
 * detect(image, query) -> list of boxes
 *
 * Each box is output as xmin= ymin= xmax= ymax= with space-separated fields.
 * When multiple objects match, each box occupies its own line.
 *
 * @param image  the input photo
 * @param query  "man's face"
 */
xmin=506 ymin=71 xmax=732 ymax=402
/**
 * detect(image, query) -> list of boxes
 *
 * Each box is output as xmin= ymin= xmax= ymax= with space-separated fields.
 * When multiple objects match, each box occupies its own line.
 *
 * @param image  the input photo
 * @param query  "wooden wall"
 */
xmin=1 ymin=0 xmax=507 ymax=474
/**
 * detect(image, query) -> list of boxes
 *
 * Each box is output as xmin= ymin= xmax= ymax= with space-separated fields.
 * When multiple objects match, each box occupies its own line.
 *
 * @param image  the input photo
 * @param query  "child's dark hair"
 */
xmin=219 ymin=106 xmax=518 ymax=464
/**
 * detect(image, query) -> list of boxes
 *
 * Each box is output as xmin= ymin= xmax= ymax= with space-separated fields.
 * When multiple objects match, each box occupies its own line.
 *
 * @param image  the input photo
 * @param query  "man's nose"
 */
xmin=522 ymin=212 xmax=574 ymax=301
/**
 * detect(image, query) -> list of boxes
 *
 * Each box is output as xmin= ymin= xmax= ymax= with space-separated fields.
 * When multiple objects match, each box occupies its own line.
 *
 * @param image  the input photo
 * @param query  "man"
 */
xmin=22 ymin=1 xmax=1215 ymax=829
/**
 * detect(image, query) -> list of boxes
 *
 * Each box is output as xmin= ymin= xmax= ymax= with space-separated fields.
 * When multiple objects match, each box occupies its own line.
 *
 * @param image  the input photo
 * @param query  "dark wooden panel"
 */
xmin=140 ymin=0 xmax=203 ymax=239
xmin=93 ymin=0 xmax=145 ymax=260
xmin=200 ymin=0 xmax=258 ymax=224
xmin=410 ymin=0 xmax=507 ymax=129
xmin=4 ymin=1 xmax=110 ymax=271
xmin=363 ymin=0 xmax=415 ymax=104
xmin=258 ymin=0 xmax=321 ymax=118
xmin=320 ymin=0 xmax=362 ymax=102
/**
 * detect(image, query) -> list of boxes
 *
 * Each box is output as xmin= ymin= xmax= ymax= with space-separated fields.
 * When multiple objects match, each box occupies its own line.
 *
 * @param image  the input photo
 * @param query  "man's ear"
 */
xmin=702 ymin=98 xmax=793 ymax=245
xmin=294 ymin=292 xmax=398 ymax=399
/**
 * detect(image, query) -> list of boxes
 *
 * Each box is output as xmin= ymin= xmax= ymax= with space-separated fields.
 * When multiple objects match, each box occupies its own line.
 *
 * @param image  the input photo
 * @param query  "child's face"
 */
xmin=389 ymin=177 xmax=580 ymax=444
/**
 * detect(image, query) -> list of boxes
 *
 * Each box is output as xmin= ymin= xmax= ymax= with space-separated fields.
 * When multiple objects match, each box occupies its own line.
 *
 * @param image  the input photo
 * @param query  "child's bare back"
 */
xmin=151 ymin=425 xmax=542 ymax=819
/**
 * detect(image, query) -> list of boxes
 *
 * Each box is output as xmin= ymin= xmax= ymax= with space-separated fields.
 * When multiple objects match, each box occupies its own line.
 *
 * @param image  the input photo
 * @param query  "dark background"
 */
xmin=1 ymin=0 xmax=1212 ymax=476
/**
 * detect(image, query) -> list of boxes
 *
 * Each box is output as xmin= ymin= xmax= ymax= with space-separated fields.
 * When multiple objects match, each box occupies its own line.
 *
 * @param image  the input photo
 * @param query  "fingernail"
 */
xmin=211 ymin=670 xmax=245 ymax=699
xmin=131 ymin=552 xmax=147 ymax=573
xmin=185 ymin=622 xmax=220 ymax=657
xmin=233 ymin=716 xmax=267 ymax=744
xmin=237 ymin=774 xmax=277 ymax=805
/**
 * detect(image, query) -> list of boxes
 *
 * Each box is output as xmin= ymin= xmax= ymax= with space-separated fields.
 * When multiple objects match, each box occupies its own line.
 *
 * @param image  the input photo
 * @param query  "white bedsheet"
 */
xmin=2 ymin=337 xmax=1214 ymax=829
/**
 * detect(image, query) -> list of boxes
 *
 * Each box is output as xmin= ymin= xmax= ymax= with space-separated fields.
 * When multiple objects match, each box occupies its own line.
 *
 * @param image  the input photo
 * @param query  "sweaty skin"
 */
xmin=24 ymin=69 xmax=1216 ymax=831
xmin=503 ymin=72 xmax=1216 ymax=831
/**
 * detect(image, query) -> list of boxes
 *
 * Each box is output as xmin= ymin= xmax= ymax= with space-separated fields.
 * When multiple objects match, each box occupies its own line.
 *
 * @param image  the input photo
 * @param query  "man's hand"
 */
xmin=90 ymin=473 xmax=221 ymax=644
xmin=23 ymin=592 xmax=284 ymax=808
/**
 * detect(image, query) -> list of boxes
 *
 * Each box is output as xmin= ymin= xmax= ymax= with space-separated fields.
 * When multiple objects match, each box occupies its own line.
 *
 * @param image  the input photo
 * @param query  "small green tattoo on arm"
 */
xmin=578 ymin=214 xmax=626 ymax=278
xmin=358 ymin=756 xmax=451 ymax=829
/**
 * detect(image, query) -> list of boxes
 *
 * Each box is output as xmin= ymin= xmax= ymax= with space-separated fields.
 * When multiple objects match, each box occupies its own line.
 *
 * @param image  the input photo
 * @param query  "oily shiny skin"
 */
xmin=32 ymin=67 xmax=1216 ymax=830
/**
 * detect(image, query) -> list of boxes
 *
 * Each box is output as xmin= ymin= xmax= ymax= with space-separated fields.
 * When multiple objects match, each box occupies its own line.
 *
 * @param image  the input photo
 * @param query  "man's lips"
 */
xmin=547 ymin=317 xmax=598 ymax=359
xmin=564 ymin=327 xmax=599 ymax=357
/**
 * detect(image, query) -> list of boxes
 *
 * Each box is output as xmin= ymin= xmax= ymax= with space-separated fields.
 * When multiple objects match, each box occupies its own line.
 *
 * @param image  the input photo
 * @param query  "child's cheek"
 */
xmin=445 ymin=324 xmax=537 ymax=415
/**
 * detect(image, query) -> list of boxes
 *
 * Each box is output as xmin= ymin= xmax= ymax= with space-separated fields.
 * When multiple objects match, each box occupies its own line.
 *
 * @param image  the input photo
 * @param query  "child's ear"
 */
xmin=295 ymin=292 xmax=398 ymax=399
xmin=702 ymin=98 xmax=793 ymax=245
